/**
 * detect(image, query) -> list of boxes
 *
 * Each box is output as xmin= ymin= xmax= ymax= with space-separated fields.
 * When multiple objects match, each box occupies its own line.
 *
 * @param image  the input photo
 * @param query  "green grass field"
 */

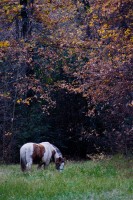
xmin=0 ymin=155 xmax=132 ymax=200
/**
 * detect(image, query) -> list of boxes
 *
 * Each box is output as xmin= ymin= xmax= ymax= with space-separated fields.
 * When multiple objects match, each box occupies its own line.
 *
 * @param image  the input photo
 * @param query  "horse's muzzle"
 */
xmin=58 ymin=162 xmax=64 ymax=172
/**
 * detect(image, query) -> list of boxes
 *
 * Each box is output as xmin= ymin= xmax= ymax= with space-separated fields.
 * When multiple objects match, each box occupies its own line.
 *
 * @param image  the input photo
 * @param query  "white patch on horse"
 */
xmin=20 ymin=142 xmax=34 ymax=171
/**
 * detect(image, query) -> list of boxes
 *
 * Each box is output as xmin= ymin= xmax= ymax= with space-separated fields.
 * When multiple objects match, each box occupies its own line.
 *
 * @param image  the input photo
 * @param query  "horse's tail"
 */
xmin=20 ymin=147 xmax=27 ymax=172
xmin=20 ymin=157 xmax=26 ymax=172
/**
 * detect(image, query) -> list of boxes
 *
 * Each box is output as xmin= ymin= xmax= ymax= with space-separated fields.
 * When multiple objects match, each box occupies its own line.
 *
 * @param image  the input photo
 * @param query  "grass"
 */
xmin=0 ymin=155 xmax=133 ymax=200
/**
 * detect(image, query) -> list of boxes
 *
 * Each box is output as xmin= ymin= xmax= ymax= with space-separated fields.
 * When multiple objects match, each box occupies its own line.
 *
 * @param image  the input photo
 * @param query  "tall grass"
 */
xmin=0 ymin=155 xmax=132 ymax=200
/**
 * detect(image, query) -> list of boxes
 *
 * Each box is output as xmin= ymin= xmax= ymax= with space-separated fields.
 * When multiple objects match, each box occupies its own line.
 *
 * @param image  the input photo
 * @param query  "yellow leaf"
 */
xmin=0 ymin=41 xmax=10 ymax=48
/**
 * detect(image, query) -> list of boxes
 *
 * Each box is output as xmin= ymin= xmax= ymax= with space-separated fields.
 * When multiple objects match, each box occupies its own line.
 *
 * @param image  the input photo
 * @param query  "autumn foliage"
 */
xmin=0 ymin=0 xmax=132 ymax=162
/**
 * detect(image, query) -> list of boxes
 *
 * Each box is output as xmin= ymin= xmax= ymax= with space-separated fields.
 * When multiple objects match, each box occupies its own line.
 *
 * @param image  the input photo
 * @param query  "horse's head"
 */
xmin=55 ymin=157 xmax=65 ymax=171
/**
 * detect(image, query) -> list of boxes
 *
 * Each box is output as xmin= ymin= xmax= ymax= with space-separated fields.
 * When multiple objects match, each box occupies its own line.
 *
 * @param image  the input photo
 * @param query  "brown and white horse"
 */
xmin=20 ymin=142 xmax=64 ymax=172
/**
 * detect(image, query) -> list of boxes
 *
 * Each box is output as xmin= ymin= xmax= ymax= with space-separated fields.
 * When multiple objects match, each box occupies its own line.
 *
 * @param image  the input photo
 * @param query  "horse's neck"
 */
xmin=51 ymin=145 xmax=62 ymax=159
xmin=54 ymin=151 xmax=60 ymax=159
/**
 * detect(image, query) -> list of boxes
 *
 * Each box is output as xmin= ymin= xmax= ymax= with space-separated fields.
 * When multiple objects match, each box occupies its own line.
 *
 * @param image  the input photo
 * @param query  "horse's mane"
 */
xmin=52 ymin=144 xmax=62 ymax=157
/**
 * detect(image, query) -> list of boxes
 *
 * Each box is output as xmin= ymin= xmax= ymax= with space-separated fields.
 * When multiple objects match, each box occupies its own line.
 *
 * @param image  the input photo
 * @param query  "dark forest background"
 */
xmin=0 ymin=0 xmax=133 ymax=163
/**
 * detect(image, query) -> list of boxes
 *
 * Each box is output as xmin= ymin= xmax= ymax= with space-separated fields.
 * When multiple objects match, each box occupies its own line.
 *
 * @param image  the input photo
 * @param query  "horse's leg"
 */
xmin=37 ymin=162 xmax=49 ymax=170
xmin=26 ymin=159 xmax=33 ymax=170
xmin=26 ymin=152 xmax=33 ymax=171
xmin=37 ymin=162 xmax=44 ymax=170
xmin=43 ymin=163 xmax=47 ymax=169
xmin=43 ymin=160 xmax=50 ymax=169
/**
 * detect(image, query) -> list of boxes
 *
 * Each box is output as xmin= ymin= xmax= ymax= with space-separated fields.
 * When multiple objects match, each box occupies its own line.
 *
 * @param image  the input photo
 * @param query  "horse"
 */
xmin=20 ymin=142 xmax=64 ymax=172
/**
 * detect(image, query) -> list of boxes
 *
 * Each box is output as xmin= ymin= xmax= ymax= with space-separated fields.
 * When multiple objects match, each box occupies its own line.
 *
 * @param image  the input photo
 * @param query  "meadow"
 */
xmin=0 ymin=155 xmax=132 ymax=200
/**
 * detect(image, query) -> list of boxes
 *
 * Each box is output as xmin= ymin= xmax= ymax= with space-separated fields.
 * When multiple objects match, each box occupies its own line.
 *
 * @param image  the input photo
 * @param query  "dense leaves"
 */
xmin=0 ymin=0 xmax=133 ymax=162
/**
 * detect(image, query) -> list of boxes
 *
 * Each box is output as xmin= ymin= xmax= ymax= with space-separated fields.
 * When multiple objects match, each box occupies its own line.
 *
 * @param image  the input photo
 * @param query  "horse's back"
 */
xmin=40 ymin=142 xmax=51 ymax=146
xmin=20 ymin=142 xmax=34 ymax=152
